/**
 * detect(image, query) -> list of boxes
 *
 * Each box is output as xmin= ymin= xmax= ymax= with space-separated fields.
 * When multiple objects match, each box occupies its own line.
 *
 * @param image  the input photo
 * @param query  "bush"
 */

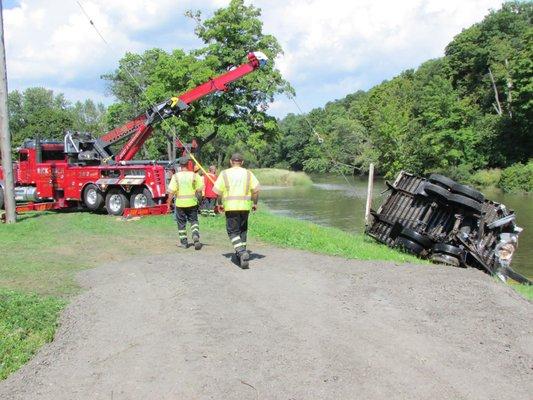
xmin=469 ymin=168 xmax=502 ymax=188
xmin=252 ymin=168 xmax=313 ymax=186
xmin=498 ymin=161 xmax=533 ymax=193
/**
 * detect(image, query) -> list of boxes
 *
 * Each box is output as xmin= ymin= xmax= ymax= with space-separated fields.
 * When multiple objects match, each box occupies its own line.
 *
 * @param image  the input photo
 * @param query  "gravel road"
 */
xmin=1 ymin=244 xmax=531 ymax=400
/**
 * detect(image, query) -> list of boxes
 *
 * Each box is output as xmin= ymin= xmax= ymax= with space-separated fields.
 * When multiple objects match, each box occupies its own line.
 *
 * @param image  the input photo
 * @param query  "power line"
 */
xmin=75 ymin=1 xmax=214 ymax=182
xmin=286 ymin=93 xmax=359 ymax=189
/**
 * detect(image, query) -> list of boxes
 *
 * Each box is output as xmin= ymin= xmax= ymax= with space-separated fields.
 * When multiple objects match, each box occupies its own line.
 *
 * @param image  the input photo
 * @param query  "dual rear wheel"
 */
xmin=82 ymin=185 xmax=154 ymax=216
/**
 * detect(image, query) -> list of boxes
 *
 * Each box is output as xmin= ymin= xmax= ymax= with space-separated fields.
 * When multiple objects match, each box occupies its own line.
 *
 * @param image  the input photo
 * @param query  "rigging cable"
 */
xmin=285 ymin=93 xmax=360 ymax=190
xmin=76 ymin=1 xmax=216 ymax=184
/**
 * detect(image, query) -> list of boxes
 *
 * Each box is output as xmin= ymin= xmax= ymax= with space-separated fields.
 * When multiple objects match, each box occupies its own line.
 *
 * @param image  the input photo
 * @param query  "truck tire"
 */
xmin=451 ymin=183 xmax=484 ymax=203
xmin=0 ymin=186 xmax=4 ymax=209
xmin=431 ymin=252 xmax=461 ymax=267
xmin=105 ymin=188 xmax=129 ymax=216
xmin=400 ymin=227 xmax=433 ymax=249
xmin=83 ymin=184 xmax=104 ymax=211
xmin=448 ymin=193 xmax=482 ymax=214
xmin=395 ymin=237 xmax=425 ymax=256
xmin=432 ymin=243 xmax=463 ymax=258
xmin=428 ymin=174 xmax=456 ymax=190
xmin=130 ymin=187 xmax=155 ymax=209
xmin=424 ymin=182 xmax=450 ymax=203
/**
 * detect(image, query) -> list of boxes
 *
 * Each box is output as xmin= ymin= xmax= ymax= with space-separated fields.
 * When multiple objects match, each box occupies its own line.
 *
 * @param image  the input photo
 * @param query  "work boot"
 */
xmin=192 ymin=235 xmax=202 ymax=251
xmin=179 ymin=239 xmax=188 ymax=248
xmin=238 ymin=251 xmax=249 ymax=269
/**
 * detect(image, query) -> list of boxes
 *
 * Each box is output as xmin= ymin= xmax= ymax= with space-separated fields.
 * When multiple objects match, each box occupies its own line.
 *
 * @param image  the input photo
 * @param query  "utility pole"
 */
xmin=0 ymin=1 xmax=16 ymax=223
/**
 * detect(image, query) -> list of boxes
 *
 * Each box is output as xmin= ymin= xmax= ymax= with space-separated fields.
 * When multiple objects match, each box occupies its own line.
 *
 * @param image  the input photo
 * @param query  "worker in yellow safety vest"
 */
xmin=166 ymin=157 xmax=204 ymax=250
xmin=213 ymin=153 xmax=260 ymax=269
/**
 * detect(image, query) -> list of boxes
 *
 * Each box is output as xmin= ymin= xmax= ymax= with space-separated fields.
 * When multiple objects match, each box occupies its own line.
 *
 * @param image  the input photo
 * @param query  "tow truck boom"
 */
xmin=66 ymin=51 xmax=267 ymax=164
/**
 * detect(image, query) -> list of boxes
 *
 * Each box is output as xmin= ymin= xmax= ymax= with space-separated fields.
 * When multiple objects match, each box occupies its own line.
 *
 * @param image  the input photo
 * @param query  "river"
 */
xmin=260 ymin=174 xmax=532 ymax=279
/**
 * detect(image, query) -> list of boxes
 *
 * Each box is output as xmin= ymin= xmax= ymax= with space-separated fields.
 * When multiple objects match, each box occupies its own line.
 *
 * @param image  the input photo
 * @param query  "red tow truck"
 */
xmin=0 ymin=52 xmax=267 ymax=217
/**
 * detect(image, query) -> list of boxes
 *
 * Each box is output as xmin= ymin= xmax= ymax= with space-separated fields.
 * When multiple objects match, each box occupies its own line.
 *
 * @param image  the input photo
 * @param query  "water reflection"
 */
xmin=260 ymin=174 xmax=531 ymax=278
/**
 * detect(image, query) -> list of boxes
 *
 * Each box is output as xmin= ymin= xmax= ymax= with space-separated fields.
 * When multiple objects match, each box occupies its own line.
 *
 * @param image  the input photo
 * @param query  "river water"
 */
xmin=260 ymin=174 xmax=532 ymax=279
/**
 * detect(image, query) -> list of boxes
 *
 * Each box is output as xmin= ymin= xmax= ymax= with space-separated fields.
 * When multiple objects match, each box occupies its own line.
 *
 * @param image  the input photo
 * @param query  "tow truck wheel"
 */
xmin=130 ymin=187 xmax=155 ymax=209
xmin=105 ymin=188 xmax=130 ymax=216
xmin=0 ymin=186 xmax=4 ymax=209
xmin=83 ymin=184 xmax=104 ymax=211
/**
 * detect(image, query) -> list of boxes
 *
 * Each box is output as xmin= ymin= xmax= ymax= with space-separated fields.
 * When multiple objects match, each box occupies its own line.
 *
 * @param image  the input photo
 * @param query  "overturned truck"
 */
xmin=366 ymin=171 xmax=530 ymax=284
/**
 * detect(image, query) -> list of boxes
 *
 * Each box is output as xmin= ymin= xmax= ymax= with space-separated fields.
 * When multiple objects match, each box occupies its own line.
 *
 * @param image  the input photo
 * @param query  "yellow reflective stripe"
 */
xmin=244 ymin=170 xmax=251 ymax=196
xmin=222 ymin=171 xmax=230 ymax=191
xmin=176 ymin=194 xmax=196 ymax=199
xmin=231 ymin=236 xmax=241 ymax=243
xmin=233 ymin=242 xmax=243 ymax=249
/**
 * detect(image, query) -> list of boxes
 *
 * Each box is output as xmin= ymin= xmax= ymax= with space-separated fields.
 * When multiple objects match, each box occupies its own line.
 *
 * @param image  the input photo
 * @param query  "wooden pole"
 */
xmin=0 ymin=1 xmax=16 ymax=223
xmin=364 ymin=163 xmax=374 ymax=226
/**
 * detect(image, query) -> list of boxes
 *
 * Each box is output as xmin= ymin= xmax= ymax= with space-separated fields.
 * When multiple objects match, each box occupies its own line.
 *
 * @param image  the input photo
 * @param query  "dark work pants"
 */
xmin=225 ymin=211 xmax=249 ymax=254
xmin=175 ymin=206 xmax=199 ymax=242
xmin=200 ymin=197 xmax=216 ymax=216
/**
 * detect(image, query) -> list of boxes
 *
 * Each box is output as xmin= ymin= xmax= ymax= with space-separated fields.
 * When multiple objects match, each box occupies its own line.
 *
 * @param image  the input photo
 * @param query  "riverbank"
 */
xmin=468 ymin=161 xmax=532 ymax=193
xmin=252 ymin=168 xmax=312 ymax=186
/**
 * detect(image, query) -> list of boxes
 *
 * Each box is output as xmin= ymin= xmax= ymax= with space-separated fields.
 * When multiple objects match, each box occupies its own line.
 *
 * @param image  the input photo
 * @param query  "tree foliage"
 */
xmin=102 ymin=0 xmax=292 ymax=163
xmin=7 ymin=88 xmax=105 ymax=149
xmin=268 ymin=1 xmax=532 ymax=179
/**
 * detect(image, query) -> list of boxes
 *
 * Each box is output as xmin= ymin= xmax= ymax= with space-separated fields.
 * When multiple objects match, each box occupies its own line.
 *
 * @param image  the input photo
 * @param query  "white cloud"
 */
xmin=259 ymin=0 xmax=504 ymax=83
xmin=4 ymin=0 xmax=505 ymax=118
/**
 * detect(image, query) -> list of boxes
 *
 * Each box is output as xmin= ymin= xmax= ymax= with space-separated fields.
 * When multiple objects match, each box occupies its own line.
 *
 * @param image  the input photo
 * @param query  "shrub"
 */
xmin=499 ymin=161 xmax=533 ymax=193
xmin=469 ymin=168 xmax=502 ymax=188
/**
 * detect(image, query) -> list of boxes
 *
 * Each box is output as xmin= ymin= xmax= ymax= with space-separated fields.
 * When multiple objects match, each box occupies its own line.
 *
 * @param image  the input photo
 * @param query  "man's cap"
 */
xmin=230 ymin=153 xmax=244 ymax=161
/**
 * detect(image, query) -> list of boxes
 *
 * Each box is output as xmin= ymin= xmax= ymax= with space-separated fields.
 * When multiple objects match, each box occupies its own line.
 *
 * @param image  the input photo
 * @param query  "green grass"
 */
xmin=508 ymin=282 xmax=533 ymax=300
xmin=0 ymin=208 xmax=527 ymax=380
xmin=0 ymin=288 xmax=65 ymax=380
xmin=252 ymin=168 xmax=313 ymax=186
xmin=246 ymin=211 xmax=421 ymax=262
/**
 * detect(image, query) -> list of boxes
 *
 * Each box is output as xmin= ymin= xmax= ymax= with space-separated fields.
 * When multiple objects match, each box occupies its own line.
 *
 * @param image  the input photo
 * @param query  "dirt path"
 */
xmin=1 ymin=244 xmax=531 ymax=399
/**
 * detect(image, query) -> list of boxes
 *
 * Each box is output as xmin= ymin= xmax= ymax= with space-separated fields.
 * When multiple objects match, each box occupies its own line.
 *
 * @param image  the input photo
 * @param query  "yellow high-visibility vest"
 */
xmin=167 ymin=171 xmax=203 ymax=208
xmin=213 ymin=166 xmax=260 ymax=211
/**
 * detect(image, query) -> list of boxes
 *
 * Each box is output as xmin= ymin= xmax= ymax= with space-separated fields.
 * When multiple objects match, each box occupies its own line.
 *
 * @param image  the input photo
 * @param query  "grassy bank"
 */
xmin=0 ymin=209 xmax=530 ymax=379
xmin=252 ymin=168 xmax=312 ymax=186
xmin=0 ymin=289 xmax=65 ymax=380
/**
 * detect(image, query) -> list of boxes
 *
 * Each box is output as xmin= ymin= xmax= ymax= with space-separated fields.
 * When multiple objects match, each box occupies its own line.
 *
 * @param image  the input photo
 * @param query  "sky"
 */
xmin=3 ymin=0 xmax=505 ymax=118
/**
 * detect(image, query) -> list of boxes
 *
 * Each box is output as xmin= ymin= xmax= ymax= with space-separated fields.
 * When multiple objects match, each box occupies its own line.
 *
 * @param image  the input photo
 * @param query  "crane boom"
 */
xmin=96 ymin=51 xmax=267 ymax=163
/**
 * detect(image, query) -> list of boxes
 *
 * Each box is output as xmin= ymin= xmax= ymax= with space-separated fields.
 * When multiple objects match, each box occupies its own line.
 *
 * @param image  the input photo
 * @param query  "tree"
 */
xmin=8 ymin=88 xmax=74 ymax=147
xmin=102 ymin=0 xmax=292 ymax=163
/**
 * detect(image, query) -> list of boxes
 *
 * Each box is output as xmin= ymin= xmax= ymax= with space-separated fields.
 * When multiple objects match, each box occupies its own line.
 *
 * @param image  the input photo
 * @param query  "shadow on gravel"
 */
xmin=222 ymin=252 xmax=266 ymax=268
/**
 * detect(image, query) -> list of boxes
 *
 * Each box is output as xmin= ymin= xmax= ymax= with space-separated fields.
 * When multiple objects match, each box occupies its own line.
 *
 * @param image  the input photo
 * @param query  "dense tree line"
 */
xmin=264 ymin=1 xmax=532 ymax=180
xmin=7 ymin=1 xmax=531 ymax=188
